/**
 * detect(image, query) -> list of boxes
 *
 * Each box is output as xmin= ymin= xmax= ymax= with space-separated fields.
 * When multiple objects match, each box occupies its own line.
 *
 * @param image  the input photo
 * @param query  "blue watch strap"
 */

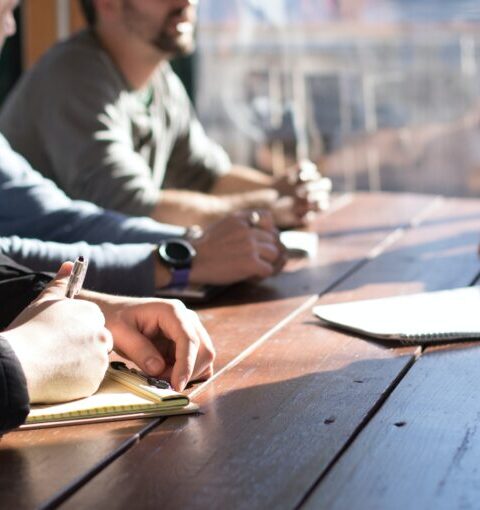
xmin=168 ymin=267 xmax=190 ymax=288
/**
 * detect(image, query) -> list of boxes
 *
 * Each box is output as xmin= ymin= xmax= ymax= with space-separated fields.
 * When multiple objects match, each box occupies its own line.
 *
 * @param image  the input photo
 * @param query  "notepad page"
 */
xmin=27 ymin=377 xmax=188 ymax=423
xmin=313 ymin=286 xmax=480 ymax=340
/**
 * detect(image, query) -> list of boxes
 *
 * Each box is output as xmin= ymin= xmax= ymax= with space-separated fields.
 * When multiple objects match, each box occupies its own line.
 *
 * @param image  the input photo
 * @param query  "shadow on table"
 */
xmin=80 ymin=346 xmax=480 ymax=509
xmin=206 ymin=229 xmax=480 ymax=308
xmin=3 ymin=340 xmax=480 ymax=509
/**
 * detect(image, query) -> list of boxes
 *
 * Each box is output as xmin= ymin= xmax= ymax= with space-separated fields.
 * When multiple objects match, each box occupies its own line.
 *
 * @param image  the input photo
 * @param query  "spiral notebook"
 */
xmin=20 ymin=362 xmax=199 ymax=429
xmin=313 ymin=286 xmax=480 ymax=343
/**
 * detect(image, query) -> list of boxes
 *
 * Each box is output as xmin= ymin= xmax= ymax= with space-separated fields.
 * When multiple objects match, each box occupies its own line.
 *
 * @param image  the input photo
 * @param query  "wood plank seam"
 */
xmin=39 ymin=419 xmax=167 ymax=510
xmin=189 ymin=295 xmax=320 ymax=399
xmin=295 ymin=352 xmax=420 ymax=510
xmin=186 ymin=195 xmax=444 ymax=403
xmin=367 ymin=196 xmax=443 ymax=260
xmin=44 ymin=194 xmax=442 ymax=509
xmin=295 ymin=196 xmax=480 ymax=509
xmin=162 ymin=192 xmax=443 ymax=405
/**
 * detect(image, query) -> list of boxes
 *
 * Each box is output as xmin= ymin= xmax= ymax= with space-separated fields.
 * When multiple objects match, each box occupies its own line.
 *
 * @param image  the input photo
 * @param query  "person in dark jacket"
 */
xmin=0 ymin=253 xmax=110 ymax=434
xmin=0 ymin=250 xmax=216 ymax=434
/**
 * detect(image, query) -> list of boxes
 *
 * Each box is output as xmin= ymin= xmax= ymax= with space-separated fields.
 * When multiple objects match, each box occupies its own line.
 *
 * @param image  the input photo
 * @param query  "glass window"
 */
xmin=196 ymin=0 xmax=480 ymax=197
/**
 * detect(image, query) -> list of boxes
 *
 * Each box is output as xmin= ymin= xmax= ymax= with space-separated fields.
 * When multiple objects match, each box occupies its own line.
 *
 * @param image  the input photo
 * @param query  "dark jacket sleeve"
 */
xmin=0 ymin=253 xmax=50 ymax=432
xmin=0 ymin=253 xmax=52 ymax=329
xmin=0 ymin=335 xmax=29 ymax=433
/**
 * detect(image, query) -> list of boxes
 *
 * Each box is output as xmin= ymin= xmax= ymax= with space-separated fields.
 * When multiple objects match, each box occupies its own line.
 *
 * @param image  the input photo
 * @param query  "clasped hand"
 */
xmin=273 ymin=160 xmax=332 ymax=228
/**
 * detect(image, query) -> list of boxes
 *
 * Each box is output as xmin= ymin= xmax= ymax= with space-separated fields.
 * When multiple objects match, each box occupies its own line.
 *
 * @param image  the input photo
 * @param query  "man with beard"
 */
xmin=0 ymin=0 xmax=331 ymax=228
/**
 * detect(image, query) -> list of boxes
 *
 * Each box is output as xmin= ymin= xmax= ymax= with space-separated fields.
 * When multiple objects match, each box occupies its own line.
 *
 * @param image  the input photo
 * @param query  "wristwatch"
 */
xmin=157 ymin=239 xmax=196 ymax=288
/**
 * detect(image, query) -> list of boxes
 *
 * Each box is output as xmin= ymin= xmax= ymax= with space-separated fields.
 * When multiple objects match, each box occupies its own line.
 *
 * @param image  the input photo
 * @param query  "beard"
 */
xmin=122 ymin=0 xmax=196 ymax=57
xmin=150 ymin=29 xmax=196 ymax=57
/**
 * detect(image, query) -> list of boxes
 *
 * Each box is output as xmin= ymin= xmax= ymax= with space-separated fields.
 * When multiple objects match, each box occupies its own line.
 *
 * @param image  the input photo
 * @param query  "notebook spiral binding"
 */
xmin=399 ymin=331 xmax=480 ymax=345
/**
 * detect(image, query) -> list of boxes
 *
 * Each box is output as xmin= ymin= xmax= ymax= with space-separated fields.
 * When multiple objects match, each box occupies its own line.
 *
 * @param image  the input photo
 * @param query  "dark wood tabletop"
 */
xmin=2 ymin=192 xmax=480 ymax=510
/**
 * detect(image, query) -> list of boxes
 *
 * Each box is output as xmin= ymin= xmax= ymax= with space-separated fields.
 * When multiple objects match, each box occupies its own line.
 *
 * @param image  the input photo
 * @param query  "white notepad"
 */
xmin=313 ymin=286 xmax=480 ymax=343
xmin=280 ymin=231 xmax=318 ymax=258
xmin=21 ymin=362 xmax=198 ymax=429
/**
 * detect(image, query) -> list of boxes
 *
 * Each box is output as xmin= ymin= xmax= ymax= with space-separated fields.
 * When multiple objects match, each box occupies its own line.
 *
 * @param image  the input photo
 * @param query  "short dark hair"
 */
xmin=79 ymin=0 xmax=96 ymax=26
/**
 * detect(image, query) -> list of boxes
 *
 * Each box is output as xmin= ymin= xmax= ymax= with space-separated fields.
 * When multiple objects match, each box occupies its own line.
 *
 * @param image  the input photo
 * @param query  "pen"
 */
xmin=110 ymin=361 xmax=171 ymax=390
xmin=65 ymin=256 xmax=88 ymax=298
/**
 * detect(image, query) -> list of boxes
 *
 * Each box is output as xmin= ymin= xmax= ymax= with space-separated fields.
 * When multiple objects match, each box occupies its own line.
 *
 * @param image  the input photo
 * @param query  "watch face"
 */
xmin=159 ymin=240 xmax=195 ymax=269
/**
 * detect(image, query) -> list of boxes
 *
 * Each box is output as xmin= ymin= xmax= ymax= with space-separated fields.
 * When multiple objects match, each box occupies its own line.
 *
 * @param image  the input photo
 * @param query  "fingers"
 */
xmin=297 ymin=180 xmax=331 ymax=200
xmin=291 ymin=179 xmax=331 ymax=221
xmin=138 ymin=301 xmax=215 ymax=391
xmin=101 ymin=328 xmax=114 ymax=354
xmin=169 ymin=306 xmax=215 ymax=391
xmin=250 ymin=226 xmax=286 ymax=276
xmin=186 ymin=310 xmax=215 ymax=382
xmin=236 ymin=209 xmax=276 ymax=232
xmin=299 ymin=176 xmax=333 ymax=193
xmin=39 ymin=261 xmax=75 ymax=302
xmin=169 ymin=311 xmax=201 ymax=391
xmin=114 ymin=327 xmax=167 ymax=376
xmin=249 ymin=209 xmax=276 ymax=231
xmin=255 ymin=238 xmax=281 ymax=265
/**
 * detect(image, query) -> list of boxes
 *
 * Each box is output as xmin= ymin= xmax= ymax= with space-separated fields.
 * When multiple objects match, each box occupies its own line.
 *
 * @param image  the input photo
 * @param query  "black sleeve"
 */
xmin=0 ymin=335 xmax=29 ymax=434
xmin=0 ymin=253 xmax=52 ymax=329
xmin=0 ymin=254 xmax=52 ymax=432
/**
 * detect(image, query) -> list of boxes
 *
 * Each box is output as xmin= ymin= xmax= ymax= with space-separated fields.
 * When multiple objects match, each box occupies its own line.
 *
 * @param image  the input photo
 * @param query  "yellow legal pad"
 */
xmin=21 ymin=362 xmax=199 ymax=429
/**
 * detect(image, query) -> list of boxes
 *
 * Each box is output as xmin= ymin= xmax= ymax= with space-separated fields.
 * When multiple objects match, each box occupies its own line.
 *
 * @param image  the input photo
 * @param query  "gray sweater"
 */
xmin=0 ymin=29 xmax=231 ymax=217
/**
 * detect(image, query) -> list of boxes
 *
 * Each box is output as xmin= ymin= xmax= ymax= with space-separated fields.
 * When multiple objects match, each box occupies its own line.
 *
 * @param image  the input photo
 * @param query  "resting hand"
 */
xmin=4 ymin=262 xmax=112 ymax=403
xmin=88 ymin=295 xmax=216 ymax=391
xmin=190 ymin=211 xmax=287 ymax=285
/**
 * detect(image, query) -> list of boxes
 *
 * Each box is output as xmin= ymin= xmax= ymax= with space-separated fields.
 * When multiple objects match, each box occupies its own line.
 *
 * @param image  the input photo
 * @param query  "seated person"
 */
xmin=0 ymin=105 xmax=286 ymax=295
xmin=0 ymin=0 xmax=284 ymax=297
xmin=0 ymin=255 xmax=216 ymax=434
xmin=0 ymin=0 xmax=331 ymax=229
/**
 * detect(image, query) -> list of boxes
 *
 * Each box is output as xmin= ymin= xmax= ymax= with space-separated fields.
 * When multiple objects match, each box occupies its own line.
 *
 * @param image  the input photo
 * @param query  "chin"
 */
xmin=153 ymin=34 xmax=196 ymax=57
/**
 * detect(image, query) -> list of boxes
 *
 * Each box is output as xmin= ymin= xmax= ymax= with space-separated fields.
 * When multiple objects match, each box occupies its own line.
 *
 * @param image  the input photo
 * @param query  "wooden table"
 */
xmin=2 ymin=192 xmax=480 ymax=510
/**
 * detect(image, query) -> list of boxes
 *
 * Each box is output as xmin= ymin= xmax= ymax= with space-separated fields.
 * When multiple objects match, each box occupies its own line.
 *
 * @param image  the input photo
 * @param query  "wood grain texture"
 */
xmin=61 ymin=310 xmax=416 ymax=510
xmin=302 ymin=343 xmax=480 ymax=510
xmin=192 ymin=193 xmax=436 ymax=373
xmin=60 ymin=194 xmax=477 ymax=510
xmin=0 ymin=193 xmax=434 ymax=509
xmin=296 ymin=197 xmax=480 ymax=510
xmin=317 ymin=195 xmax=480 ymax=305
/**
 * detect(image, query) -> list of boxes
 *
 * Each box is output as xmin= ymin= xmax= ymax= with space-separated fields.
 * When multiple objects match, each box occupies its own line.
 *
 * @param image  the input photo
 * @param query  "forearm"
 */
xmin=152 ymin=186 xmax=279 ymax=228
xmin=1 ymin=198 xmax=185 ymax=245
xmin=0 ymin=237 xmax=158 ymax=296
xmin=210 ymin=165 xmax=274 ymax=195
xmin=151 ymin=189 xmax=232 ymax=226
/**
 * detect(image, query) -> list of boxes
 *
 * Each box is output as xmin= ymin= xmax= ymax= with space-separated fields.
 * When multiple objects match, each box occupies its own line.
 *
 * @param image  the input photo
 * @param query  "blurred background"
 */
xmin=5 ymin=0 xmax=480 ymax=197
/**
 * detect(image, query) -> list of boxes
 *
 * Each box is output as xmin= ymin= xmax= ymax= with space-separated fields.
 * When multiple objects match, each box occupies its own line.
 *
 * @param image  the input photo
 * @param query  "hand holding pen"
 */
xmin=4 ymin=260 xmax=112 ymax=403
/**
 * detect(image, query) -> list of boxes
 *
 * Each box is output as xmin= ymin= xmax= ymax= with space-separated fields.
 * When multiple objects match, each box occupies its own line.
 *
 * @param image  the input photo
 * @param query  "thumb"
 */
xmin=39 ymin=261 xmax=75 ymax=301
